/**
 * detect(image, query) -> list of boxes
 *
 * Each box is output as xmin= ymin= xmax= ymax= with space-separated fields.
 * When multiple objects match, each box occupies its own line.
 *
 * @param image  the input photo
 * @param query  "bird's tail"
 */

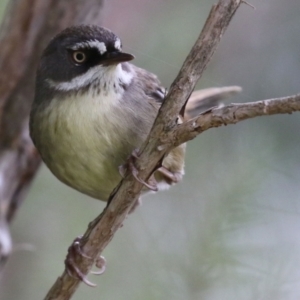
xmin=183 ymin=86 xmax=242 ymax=121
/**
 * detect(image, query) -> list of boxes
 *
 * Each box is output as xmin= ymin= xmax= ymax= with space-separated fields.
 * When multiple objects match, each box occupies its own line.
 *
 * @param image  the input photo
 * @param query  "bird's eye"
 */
xmin=72 ymin=51 xmax=87 ymax=64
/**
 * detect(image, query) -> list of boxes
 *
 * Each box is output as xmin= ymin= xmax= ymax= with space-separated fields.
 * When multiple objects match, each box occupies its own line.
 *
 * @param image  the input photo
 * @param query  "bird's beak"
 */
xmin=102 ymin=51 xmax=135 ymax=66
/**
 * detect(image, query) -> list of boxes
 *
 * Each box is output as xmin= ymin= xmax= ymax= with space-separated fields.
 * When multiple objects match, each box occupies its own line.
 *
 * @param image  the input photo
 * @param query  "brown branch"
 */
xmin=173 ymin=94 xmax=300 ymax=146
xmin=0 ymin=0 xmax=104 ymax=268
xmin=44 ymin=0 xmax=243 ymax=299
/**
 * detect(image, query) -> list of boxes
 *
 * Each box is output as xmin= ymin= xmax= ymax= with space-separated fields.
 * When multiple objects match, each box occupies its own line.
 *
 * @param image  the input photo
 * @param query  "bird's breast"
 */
xmin=31 ymin=91 xmax=144 ymax=200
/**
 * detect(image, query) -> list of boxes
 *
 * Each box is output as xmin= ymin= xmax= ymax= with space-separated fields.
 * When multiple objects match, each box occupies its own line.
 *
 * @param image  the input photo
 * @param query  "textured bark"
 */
xmin=0 ymin=0 xmax=104 ymax=268
xmin=44 ymin=1 xmax=243 ymax=299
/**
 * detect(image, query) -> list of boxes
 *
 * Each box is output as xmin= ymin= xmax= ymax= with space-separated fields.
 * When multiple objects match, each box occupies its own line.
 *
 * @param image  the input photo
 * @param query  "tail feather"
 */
xmin=183 ymin=86 xmax=242 ymax=121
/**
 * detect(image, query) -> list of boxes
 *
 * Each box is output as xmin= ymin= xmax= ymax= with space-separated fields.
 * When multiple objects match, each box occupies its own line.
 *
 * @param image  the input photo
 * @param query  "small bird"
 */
xmin=29 ymin=25 xmax=241 ymax=284
xmin=30 ymin=25 xmax=240 ymax=205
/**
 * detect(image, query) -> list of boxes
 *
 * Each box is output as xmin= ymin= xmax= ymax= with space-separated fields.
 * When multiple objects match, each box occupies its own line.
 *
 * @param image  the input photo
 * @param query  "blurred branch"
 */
xmin=0 ymin=0 xmax=104 ymax=270
xmin=174 ymin=94 xmax=300 ymax=145
xmin=44 ymin=0 xmax=243 ymax=299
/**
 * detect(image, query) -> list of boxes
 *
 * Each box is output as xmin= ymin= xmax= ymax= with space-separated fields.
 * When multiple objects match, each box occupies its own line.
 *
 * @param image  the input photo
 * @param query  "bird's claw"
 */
xmin=64 ymin=236 xmax=106 ymax=287
xmin=65 ymin=259 xmax=97 ymax=287
xmin=157 ymin=166 xmax=182 ymax=184
xmin=91 ymin=256 xmax=106 ymax=275
xmin=119 ymin=149 xmax=158 ymax=192
xmin=130 ymin=163 xmax=158 ymax=191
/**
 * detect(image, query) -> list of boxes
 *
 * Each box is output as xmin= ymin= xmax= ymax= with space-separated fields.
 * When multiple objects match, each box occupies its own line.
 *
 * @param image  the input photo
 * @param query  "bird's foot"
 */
xmin=157 ymin=166 xmax=183 ymax=184
xmin=119 ymin=149 xmax=158 ymax=191
xmin=65 ymin=236 xmax=106 ymax=287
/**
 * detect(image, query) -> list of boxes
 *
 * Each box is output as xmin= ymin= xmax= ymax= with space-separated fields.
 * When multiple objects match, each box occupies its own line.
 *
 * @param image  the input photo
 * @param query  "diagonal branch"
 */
xmin=44 ymin=0 xmax=243 ymax=299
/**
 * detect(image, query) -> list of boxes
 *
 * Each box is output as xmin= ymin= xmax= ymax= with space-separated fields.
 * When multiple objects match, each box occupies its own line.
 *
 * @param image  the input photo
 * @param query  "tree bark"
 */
xmin=0 ymin=0 xmax=104 ymax=268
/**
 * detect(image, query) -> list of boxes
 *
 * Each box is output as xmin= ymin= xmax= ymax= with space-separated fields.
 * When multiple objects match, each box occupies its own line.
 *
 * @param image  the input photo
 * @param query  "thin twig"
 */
xmin=173 ymin=94 xmax=300 ymax=146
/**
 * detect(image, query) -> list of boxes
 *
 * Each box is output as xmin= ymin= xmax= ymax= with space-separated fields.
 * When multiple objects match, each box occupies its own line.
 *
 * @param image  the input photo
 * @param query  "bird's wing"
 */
xmin=129 ymin=65 xmax=241 ymax=121
xmin=184 ymin=86 xmax=242 ymax=121
xmin=130 ymin=65 xmax=166 ymax=104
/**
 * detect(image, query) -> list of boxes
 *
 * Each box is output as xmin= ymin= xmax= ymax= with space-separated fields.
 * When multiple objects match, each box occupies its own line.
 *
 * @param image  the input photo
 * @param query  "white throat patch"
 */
xmin=47 ymin=64 xmax=133 ymax=94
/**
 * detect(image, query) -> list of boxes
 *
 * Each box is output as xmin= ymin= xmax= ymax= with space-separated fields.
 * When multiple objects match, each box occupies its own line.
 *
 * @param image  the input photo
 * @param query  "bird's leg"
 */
xmin=64 ymin=236 xmax=106 ymax=287
xmin=118 ymin=148 xmax=139 ymax=177
xmin=119 ymin=149 xmax=158 ymax=192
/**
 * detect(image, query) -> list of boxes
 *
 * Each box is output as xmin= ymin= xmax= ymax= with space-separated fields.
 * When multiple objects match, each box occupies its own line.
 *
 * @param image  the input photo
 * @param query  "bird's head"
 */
xmin=38 ymin=25 xmax=134 ymax=93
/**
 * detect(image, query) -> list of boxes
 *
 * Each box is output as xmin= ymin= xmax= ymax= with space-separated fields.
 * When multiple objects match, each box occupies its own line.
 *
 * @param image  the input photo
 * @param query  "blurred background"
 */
xmin=1 ymin=0 xmax=300 ymax=299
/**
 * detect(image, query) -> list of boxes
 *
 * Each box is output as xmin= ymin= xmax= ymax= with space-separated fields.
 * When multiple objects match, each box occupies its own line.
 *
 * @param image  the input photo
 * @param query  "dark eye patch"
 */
xmin=68 ymin=48 xmax=103 ymax=67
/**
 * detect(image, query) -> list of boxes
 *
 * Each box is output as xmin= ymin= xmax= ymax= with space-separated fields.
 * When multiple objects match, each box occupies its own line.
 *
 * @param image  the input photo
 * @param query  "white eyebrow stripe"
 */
xmin=114 ymin=38 xmax=121 ymax=50
xmin=71 ymin=40 xmax=107 ymax=55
